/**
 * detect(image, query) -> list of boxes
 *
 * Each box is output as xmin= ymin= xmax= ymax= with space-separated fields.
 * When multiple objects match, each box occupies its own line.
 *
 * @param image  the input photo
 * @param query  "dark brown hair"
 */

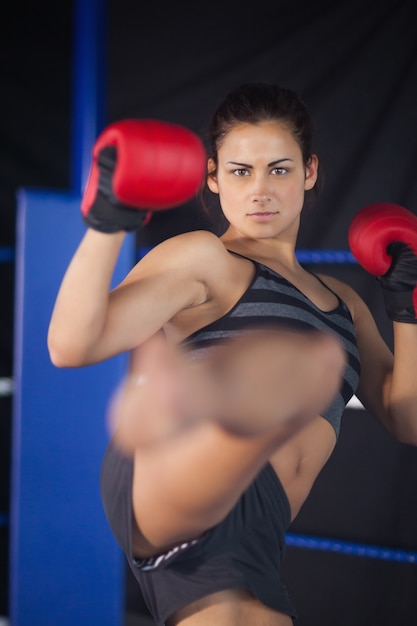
xmin=208 ymin=82 xmax=315 ymax=168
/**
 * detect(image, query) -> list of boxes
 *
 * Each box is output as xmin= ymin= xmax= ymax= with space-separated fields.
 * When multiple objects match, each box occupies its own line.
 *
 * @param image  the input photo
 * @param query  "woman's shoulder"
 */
xmin=137 ymin=230 xmax=235 ymax=280
xmin=152 ymin=229 xmax=224 ymax=253
xmin=152 ymin=229 xmax=228 ymax=261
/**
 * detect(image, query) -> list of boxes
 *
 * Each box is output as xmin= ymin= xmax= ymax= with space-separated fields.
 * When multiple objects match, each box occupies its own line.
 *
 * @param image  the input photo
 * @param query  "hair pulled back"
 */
xmin=207 ymin=82 xmax=315 ymax=170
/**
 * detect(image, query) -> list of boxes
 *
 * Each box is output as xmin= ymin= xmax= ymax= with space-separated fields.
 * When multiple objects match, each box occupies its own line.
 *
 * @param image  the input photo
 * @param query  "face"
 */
xmin=207 ymin=121 xmax=318 ymax=242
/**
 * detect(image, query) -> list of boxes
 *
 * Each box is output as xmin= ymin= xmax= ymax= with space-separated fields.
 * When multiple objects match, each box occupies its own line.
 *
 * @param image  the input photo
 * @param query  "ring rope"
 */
xmin=0 ymin=508 xmax=414 ymax=564
xmin=137 ymin=247 xmax=358 ymax=264
xmin=295 ymin=250 xmax=357 ymax=264
xmin=285 ymin=532 xmax=417 ymax=564
xmin=0 ymin=245 xmax=358 ymax=265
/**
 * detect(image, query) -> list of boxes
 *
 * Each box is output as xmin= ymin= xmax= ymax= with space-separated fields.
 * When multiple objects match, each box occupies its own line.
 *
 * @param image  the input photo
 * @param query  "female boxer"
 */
xmin=48 ymin=82 xmax=417 ymax=625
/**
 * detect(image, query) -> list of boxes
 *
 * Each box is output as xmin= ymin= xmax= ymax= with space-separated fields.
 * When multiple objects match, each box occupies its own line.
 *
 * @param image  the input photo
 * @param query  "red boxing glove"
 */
xmin=348 ymin=202 xmax=417 ymax=323
xmin=81 ymin=119 xmax=207 ymax=233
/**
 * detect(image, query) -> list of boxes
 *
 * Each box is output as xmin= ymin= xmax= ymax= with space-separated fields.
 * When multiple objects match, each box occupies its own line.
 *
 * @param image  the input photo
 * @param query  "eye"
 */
xmin=232 ymin=168 xmax=250 ymax=177
xmin=271 ymin=167 xmax=288 ymax=175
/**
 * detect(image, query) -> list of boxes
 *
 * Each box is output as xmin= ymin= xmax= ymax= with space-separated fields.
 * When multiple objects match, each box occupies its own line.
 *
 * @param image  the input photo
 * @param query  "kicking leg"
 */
xmin=108 ymin=328 xmax=345 ymax=555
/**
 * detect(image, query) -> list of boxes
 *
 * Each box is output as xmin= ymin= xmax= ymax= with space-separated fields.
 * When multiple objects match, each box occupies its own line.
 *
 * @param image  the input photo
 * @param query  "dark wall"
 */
xmin=1 ymin=0 xmax=417 ymax=622
xmin=106 ymin=0 xmax=417 ymax=251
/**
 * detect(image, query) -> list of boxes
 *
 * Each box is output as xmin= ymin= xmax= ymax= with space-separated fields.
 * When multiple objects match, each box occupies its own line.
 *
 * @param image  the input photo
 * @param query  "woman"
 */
xmin=48 ymin=82 xmax=417 ymax=625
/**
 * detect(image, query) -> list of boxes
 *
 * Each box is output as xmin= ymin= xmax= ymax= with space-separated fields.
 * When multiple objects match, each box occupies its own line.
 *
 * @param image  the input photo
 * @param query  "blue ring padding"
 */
xmin=285 ymin=532 xmax=417 ymax=564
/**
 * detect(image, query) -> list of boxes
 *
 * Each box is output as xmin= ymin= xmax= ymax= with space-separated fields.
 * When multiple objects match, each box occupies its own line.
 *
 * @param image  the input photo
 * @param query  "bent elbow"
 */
xmin=48 ymin=348 xmax=73 ymax=368
xmin=396 ymin=432 xmax=417 ymax=448
xmin=47 ymin=334 xmax=88 ymax=368
xmin=386 ymin=413 xmax=417 ymax=447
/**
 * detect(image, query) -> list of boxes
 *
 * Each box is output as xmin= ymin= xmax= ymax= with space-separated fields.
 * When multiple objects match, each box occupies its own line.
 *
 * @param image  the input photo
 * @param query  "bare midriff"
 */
xmin=168 ymin=588 xmax=293 ymax=625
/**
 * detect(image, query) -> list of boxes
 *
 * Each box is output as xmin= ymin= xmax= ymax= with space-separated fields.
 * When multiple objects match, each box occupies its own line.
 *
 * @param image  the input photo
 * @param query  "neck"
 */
xmin=221 ymin=229 xmax=299 ymax=270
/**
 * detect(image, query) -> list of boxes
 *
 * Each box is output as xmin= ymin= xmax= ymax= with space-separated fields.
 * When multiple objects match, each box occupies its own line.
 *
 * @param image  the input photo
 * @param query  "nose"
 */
xmin=252 ymin=194 xmax=271 ymax=204
xmin=250 ymin=172 xmax=272 ymax=203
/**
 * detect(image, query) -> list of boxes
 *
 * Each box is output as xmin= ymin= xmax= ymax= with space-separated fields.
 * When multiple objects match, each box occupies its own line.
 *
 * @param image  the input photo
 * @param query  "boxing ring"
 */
xmin=4 ymin=227 xmax=417 ymax=626
xmin=2 ymin=1 xmax=416 ymax=625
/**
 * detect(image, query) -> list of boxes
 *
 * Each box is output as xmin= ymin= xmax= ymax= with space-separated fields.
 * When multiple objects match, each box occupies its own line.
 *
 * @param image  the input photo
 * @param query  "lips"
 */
xmin=248 ymin=211 xmax=278 ymax=220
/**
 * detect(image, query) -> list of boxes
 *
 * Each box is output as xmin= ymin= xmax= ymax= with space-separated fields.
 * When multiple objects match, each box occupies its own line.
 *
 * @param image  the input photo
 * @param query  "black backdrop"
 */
xmin=1 ymin=0 xmax=417 ymax=623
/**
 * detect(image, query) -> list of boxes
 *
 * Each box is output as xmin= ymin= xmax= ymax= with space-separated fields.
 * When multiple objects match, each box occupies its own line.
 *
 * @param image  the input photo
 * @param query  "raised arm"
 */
xmin=347 ymin=202 xmax=417 ymax=445
xmin=47 ymin=118 xmax=207 ymax=367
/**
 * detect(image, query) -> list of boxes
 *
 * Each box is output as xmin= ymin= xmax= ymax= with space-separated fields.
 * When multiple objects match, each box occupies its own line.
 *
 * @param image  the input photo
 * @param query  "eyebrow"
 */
xmin=227 ymin=158 xmax=294 ymax=168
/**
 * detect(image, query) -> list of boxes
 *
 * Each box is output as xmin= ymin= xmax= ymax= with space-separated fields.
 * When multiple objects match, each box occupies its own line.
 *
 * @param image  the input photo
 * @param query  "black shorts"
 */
xmin=100 ymin=441 xmax=297 ymax=626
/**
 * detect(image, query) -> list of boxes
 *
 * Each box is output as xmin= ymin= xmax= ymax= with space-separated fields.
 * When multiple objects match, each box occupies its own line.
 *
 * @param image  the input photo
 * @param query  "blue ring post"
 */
xmin=9 ymin=0 xmax=129 ymax=624
xmin=71 ymin=0 xmax=107 ymax=194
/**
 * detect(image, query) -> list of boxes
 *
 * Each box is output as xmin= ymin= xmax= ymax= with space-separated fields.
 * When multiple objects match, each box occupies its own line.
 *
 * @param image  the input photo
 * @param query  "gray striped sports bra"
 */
xmin=182 ymin=253 xmax=361 ymax=438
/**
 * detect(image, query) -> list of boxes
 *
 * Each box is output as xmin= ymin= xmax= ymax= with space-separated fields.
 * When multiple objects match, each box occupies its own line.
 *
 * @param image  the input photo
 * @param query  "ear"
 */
xmin=207 ymin=158 xmax=219 ymax=194
xmin=304 ymin=154 xmax=319 ymax=191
